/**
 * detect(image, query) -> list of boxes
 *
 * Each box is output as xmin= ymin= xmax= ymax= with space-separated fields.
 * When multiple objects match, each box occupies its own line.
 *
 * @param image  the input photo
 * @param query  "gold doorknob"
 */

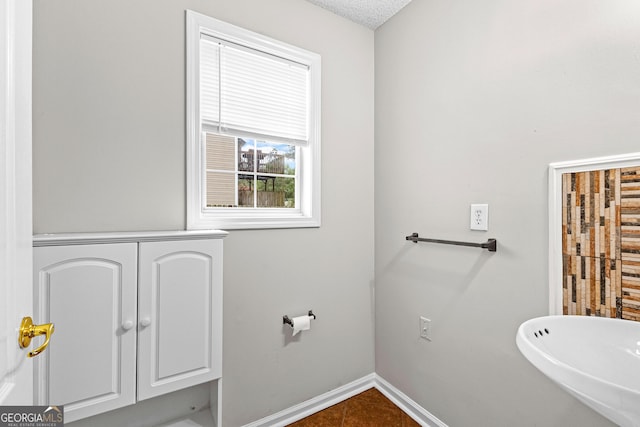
xmin=18 ymin=317 xmax=55 ymax=358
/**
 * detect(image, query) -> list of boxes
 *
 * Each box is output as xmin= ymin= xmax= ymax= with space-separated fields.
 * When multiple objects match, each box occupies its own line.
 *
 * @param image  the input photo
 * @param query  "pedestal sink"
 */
xmin=516 ymin=315 xmax=640 ymax=427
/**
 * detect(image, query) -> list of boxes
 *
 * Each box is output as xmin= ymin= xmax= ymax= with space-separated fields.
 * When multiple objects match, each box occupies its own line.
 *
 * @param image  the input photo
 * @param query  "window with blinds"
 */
xmin=200 ymin=36 xmax=310 ymax=145
xmin=186 ymin=11 xmax=321 ymax=230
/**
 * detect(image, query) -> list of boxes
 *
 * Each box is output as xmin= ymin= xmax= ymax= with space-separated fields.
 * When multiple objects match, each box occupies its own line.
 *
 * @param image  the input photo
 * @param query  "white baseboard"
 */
xmin=374 ymin=375 xmax=447 ymax=427
xmin=241 ymin=373 xmax=447 ymax=427
xmin=241 ymin=373 xmax=375 ymax=427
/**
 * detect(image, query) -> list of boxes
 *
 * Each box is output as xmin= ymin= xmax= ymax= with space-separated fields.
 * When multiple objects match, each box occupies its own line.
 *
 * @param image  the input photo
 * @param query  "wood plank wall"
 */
xmin=562 ymin=167 xmax=640 ymax=321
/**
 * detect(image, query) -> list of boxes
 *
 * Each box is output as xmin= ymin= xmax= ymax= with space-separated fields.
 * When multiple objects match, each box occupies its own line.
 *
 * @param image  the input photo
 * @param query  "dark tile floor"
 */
xmin=286 ymin=388 xmax=421 ymax=427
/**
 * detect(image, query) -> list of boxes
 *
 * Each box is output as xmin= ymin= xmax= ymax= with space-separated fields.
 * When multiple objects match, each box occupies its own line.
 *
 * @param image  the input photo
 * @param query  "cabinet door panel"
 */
xmin=156 ymin=253 xmax=210 ymax=378
xmin=138 ymin=239 xmax=222 ymax=401
xmin=33 ymin=244 xmax=137 ymax=422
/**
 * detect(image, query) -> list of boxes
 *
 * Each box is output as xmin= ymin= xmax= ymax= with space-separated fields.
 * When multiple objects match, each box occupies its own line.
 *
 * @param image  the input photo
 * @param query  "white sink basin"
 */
xmin=516 ymin=315 xmax=640 ymax=427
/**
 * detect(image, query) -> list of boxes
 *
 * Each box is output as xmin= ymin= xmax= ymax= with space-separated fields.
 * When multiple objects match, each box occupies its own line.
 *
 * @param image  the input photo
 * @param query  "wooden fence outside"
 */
xmin=238 ymin=191 xmax=285 ymax=207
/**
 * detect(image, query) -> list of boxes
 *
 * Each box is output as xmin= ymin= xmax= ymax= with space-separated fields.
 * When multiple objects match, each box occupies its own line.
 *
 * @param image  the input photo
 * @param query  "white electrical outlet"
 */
xmin=420 ymin=316 xmax=431 ymax=341
xmin=470 ymin=204 xmax=489 ymax=231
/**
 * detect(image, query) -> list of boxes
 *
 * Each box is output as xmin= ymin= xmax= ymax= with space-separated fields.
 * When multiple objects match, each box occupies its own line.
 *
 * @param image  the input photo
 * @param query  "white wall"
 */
xmin=375 ymin=0 xmax=640 ymax=426
xmin=32 ymin=1 xmax=375 ymax=426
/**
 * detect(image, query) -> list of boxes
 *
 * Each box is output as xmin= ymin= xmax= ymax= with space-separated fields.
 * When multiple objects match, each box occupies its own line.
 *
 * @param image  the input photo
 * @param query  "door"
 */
xmin=0 ymin=0 xmax=33 ymax=405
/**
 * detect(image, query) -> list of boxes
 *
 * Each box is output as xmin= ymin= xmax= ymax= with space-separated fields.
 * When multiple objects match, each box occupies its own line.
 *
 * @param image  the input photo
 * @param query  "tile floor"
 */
xmin=286 ymin=388 xmax=421 ymax=427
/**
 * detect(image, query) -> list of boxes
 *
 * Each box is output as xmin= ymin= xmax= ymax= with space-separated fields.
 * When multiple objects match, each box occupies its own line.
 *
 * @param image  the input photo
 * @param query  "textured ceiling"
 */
xmin=305 ymin=0 xmax=413 ymax=30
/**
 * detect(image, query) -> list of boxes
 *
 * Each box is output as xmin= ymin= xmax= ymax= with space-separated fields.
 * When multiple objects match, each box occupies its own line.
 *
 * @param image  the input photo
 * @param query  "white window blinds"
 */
xmin=200 ymin=36 xmax=310 ymax=145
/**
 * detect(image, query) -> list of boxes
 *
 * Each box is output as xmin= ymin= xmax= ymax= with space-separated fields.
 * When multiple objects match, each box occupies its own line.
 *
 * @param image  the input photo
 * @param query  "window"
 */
xmin=186 ymin=11 xmax=321 ymax=230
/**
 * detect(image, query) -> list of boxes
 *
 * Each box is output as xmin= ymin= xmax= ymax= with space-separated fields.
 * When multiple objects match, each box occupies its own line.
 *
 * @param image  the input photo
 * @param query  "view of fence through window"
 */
xmin=205 ymin=133 xmax=296 ymax=208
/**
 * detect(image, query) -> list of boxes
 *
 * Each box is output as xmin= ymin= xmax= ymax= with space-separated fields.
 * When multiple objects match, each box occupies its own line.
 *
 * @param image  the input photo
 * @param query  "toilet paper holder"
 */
xmin=283 ymin=310 xmax=316 ymax=327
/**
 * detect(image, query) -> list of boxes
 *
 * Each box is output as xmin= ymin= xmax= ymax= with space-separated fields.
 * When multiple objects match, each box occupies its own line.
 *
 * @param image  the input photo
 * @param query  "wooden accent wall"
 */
xmin=562 ymin=167 xmax=640 ymax=321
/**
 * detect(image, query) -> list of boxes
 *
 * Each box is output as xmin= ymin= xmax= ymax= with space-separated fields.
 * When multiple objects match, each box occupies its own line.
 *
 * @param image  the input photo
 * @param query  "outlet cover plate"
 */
xmin=470 ymin=204 xmax=489 ymax=231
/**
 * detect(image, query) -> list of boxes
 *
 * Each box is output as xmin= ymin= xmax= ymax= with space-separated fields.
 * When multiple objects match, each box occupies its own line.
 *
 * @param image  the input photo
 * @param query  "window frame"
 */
xmin=186 ymin=10 xmax=321 ymax=230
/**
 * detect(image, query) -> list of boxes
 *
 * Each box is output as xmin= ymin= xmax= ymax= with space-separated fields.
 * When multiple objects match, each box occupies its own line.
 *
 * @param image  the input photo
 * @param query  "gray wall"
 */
xmin=375 ymin=0 xmax=640 ymax=426
xmin=34 ymin=0 xmax=640 ymax=425
xmin=32 ymin=1 xmax=375 ymax=426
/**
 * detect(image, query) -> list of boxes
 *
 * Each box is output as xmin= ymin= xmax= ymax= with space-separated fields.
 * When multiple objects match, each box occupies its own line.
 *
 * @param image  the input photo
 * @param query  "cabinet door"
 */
xmin=137 ymin=239 xmax=222 ymax=401
xmin=33 ymin=243 xmax=137 ymax=422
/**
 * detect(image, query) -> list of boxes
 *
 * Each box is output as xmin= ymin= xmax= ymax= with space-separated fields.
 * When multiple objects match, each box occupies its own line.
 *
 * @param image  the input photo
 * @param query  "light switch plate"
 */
xmin=420 ymin=316 xmax=431 ymax=341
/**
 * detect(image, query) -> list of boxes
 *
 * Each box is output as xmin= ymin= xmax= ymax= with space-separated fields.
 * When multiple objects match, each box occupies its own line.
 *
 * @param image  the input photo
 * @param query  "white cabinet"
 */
xmin=33 ymin=232 xmax=225 ymax=423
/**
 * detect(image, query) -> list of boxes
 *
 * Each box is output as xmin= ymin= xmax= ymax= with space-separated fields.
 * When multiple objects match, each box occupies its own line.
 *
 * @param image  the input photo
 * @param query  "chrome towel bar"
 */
xmin=406 ymin=232 xmax=497 ymax=252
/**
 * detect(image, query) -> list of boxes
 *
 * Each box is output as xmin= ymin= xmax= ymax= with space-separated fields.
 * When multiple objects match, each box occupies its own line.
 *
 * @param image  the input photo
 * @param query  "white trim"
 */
xmin=209 ymin=379 xmax=222 ymax=427
xmin=241 ymin=374 xmax=375 ymax=427
xmin=240 ymin=373 xmax=447 ymax=427
xmin=548 ymin=152 xmax=640 ymax=315
xmin=186 ymin=10 xmax=202 ymax=232
xmin=188 ymin=11 xmax=318 ymax=68
xmin=32 ymin=229 xmax=228 ymax=247
xmin=185 ymin=10 xmax=321 ymax=231
xmin=375 ymin=375 xmax=447 ymax=427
